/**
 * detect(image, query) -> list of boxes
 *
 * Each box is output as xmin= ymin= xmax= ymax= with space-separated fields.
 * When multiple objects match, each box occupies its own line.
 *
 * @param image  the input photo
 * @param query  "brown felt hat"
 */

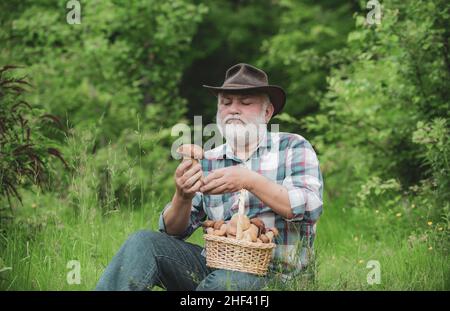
xmin=203 ymin=63 xmax=286 ymax=116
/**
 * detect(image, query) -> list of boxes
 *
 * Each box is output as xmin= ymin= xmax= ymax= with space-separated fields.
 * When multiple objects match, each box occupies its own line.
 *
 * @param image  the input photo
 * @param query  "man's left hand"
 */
xmin=200 ymin=166 xmax=252 ymax=194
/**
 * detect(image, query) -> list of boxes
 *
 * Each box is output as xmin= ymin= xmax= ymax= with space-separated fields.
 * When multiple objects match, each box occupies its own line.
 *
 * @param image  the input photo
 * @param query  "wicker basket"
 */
xmin=204 ymin=234 xmax=276 ymax=276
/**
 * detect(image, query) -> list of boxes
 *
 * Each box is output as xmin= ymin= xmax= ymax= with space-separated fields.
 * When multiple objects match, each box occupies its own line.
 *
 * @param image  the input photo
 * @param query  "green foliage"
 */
xmin=306 ymin=0 xmax=448 ymax=183
xmin=180 ymin=0 xmax=284 ymax=122
xmin=0 ymin=0 xmax=207 ymax=141
xmin=412 ymin=118 xmax=449 ymax=202
xmin=257 ymin=0 xmax=356 ymax=124
xmin=302 ymin=0 xmax=449 ymax=237
xmin=0 ymin=0 xmax=207 ymax=210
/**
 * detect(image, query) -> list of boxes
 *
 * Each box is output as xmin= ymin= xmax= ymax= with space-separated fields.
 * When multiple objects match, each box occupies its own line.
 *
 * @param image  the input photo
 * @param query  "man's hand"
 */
xmin=175 ymin=159 xmax=203 ymax=200
xmin=200 ymin=166 xmax=252 ymax=194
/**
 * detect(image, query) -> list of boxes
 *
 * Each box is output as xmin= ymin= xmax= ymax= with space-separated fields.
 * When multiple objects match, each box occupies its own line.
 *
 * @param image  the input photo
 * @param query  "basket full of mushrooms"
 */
xmin=202 ymin=190 xmax=278 ymax=276
xmin=176 ymin=144 xmax=278 ymax=276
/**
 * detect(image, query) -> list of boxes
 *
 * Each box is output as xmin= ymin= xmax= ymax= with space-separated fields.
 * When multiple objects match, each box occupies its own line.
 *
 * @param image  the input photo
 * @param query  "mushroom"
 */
xmin=213 ymin=223 xmax=227 ymax=236
xmin=213 ymin=220 xmax=225 ymax=230
xmin=270 ymin=227 xmax=280 ymax=237
xmin=176 ymin=144 xmax=204 ymax=161
xmin=243 ymin=224 xmax=258 ymax=242
xmin=206 ymin=227 xmax=214 ymax=235
xmin=230 ymin=213 xmax=250 ymax=231
xmin=226 ymin=223 xmax=237 ymax=236
xmin=176 ymin=144 xmax=204 ymax=182
xmin=250 ymin=218 xmax=265 ymax=236
xmin=265 ymin=227 xmax=279 ymax=243
xmin=243 ymin=231 xmax=253 ymax=242
xmin=259 ymin=234 xmax=270 ymax=243
xmin=202 ymin=220 xmax=215 ymax=229
xmin=229 ymin=213 xmax=239 ymax=227
xmin=226 ymin=232 xmax=236 ymax=239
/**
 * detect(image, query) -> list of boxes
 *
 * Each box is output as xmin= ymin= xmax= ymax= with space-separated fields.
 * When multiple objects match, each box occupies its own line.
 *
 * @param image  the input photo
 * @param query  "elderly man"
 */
xmin=95 ymin=63 xmax=323 ymax=291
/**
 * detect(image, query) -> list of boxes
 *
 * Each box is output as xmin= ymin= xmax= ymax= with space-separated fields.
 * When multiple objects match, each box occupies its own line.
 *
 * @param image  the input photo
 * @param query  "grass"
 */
xmin=0 ymin=183 xmax=448 ymax=290
xmin=311 ymin=195 xmax=448 ymax=290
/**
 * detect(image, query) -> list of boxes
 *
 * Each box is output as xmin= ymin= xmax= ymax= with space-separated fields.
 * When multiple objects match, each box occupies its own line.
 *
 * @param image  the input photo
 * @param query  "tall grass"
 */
xmin=0 ymin=125 xmax=447 ymax=291
xmin=0 ymin=191 xmax=173 ymax=290
xmin=0 ymin=180 xmax=447 ymax=290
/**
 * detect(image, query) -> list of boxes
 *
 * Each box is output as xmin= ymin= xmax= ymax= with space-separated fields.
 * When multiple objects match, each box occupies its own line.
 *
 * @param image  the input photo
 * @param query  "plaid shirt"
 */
xmin=159 ymin=131 xmax=324 ymax=275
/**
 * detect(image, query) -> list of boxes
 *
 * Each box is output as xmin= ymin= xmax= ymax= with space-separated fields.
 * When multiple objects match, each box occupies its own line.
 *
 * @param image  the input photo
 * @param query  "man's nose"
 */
xmin=227 ymin=99 xmax=241 ymax=114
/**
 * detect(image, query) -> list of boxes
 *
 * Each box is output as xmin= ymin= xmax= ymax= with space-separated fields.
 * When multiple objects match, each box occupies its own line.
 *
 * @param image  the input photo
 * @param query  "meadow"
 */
xmin=0 ymin=0 xmax=448 ymax=291
xmin=1 ymin=172 xmax=447 ymax=290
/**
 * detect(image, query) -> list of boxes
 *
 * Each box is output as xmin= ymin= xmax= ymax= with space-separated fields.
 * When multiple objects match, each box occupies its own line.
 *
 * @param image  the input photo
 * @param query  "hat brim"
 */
xmin=202 ymin=84 xmax=286 ymax=117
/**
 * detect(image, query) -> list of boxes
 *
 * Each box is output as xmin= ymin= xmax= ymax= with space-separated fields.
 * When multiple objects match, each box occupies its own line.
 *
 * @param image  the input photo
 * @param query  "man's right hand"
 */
xmin=174 ymin=159 xmax=203 ymax=200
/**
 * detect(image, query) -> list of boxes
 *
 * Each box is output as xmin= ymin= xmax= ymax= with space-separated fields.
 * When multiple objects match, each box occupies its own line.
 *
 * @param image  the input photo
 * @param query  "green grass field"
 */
xmin=1 ymin=180 xmax=447 ymax=291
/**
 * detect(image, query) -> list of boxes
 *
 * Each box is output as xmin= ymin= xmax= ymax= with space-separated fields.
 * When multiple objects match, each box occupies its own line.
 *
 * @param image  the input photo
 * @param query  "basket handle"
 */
xmin=236 ymin=189 xmax=247 ymax=240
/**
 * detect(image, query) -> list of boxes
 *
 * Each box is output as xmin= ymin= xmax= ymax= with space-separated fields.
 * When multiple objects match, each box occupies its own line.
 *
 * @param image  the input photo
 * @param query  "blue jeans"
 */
xmin=95 ymin=230 xmax=271 ymax=291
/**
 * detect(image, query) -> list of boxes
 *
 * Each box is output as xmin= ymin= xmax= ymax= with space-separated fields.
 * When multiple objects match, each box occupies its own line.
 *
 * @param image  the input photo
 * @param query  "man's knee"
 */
xmin=128 ymin=230 xmax=160 ymax=243
xmin=124 ymin=230 xmax=168 ymax=253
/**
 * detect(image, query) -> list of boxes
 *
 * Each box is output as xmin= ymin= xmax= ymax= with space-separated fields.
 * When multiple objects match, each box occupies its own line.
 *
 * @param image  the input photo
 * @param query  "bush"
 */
xmin=0 ymin=0 xmax=208 ymax=212
xmin=298 ymin=0 xmax=449 ymax=241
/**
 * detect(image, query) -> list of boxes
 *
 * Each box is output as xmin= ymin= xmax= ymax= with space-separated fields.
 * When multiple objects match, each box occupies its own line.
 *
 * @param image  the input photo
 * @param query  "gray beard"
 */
xmin=216 ymin=114 xmax=267 ymax=149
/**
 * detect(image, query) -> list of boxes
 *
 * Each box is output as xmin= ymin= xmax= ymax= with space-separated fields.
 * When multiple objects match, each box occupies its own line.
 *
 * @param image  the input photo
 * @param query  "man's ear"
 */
xmin=265 ymin=103 xmax=275 ymax=123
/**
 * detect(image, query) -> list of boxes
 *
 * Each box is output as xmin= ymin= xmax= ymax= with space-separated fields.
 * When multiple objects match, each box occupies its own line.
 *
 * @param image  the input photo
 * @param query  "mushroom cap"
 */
xmin=213 ymin=220 xmax=225 ymax=230
xmin=269 ymin=227 xmax=279 ymax=237
xmin=226 ymin=223 xmax=237 ymax=236
xmin=230 ymin=213 xmax=250 ymax=230
xmin=259 ymin=234 xmax=270 ymax=243
xmin=266 ymin=227 xmax=280 ymax=236
xmin=243 ymin=231 xmax=255 ymax=242
xmin=212 ymin=223 xmax=227 ymax=236
xmin=250 ymin=218 xmax=265 ymax=234
xmin=202 ymin=220 xmax=215 ymax=228
xmin=176 ymin=144 xmax=204 ymax=159
xmin=247 ymin=225 xmax=259 ymax=242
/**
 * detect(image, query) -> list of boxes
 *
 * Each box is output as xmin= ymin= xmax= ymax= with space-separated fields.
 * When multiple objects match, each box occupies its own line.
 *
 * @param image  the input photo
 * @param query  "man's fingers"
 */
xmin=200 ymin=177 xmax=226 ymax=193
xmin=208 ymin=184 xmax=229 ymax=194
xmin=183 ymin=170 xmax=203 ymax=189
xmin=187 ymin=179 xmax=203 ymax=194
xmin=177 ymin=162 xmax=201 ymax=188
xmin=175 ymin=159 xmax=193 ymax=177
xmin=208 ymin=181 xmax=228 ymax=193
xmin=183 ymin=162 xmax=202 ymax=180
xmin=203 ymin=168 xmax=225 ymax=184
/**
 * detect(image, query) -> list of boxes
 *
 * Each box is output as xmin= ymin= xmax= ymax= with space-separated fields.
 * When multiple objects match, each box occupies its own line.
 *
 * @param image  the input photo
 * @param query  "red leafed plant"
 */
xmin=0 ymin=65 xmax=67 ymax=213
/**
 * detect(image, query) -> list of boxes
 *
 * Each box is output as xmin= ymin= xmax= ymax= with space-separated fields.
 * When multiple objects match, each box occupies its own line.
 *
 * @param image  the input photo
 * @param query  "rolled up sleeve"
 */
xmin=282 ymin=138 xmax=324 ymax=222
xmin=158 ymin=192 xmax=206 ymax=240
